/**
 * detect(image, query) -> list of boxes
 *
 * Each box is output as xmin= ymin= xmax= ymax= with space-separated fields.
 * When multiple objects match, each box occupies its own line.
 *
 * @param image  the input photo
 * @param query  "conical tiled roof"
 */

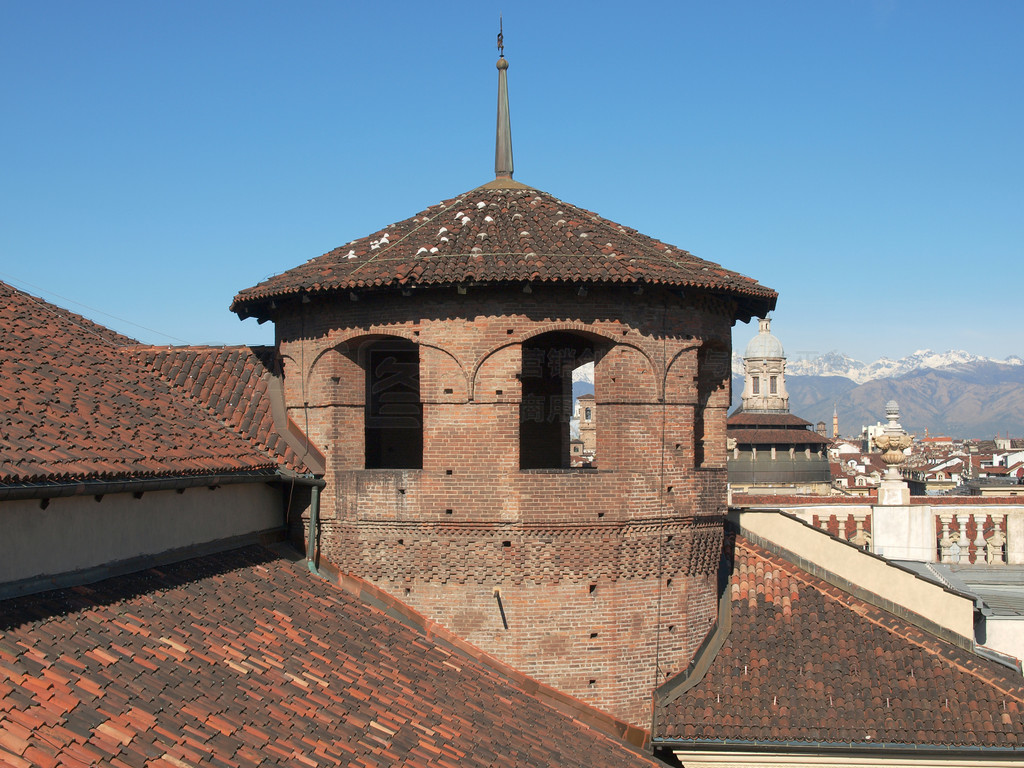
xmin=231 ymin=179 xmax=777 ymax=322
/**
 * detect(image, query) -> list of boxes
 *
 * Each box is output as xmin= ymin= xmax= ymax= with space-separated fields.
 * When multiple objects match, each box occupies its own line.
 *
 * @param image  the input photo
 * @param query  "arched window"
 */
xmin=695 ymin=343 xmax=730 ymax=468
xmin=520 ymin=331 xmax=596 ymax=469
xmin=365 ymin=338 xmax=422 ymax=469
xmin=584 ymin=407 xmax=592 ymax=421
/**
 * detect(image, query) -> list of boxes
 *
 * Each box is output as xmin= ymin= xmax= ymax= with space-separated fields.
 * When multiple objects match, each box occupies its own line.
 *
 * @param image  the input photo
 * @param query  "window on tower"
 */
xmin=520 ymin=331 xmax=598 ymax=469
xmin=365 ymin=338 xmax=422 ymax=469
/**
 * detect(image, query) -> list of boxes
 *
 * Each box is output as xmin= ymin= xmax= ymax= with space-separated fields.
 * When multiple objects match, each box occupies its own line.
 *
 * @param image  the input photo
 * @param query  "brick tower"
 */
xmin=231 ymin=45 xmax=775 ymax=726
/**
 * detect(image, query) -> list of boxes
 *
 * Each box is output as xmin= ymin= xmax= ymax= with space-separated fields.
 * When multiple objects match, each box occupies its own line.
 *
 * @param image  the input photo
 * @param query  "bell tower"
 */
xmin=740 ymin=317 xmax=789 ymax=413
xmin=231 ymin=35 xmax=776 ymax=727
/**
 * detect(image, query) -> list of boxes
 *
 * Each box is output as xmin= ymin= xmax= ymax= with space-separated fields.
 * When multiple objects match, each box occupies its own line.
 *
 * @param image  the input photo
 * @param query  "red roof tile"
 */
xmin=728 ymin=412 xmax=815 ymax=428
xmin=0 ymin=282 xmax=285 ymax=485
xmin=133 ymin=345 xmax=323 ymax=475
xmin=656 ymin=536 xmax=1024 ymax=750
xmin=0 ymin=545 xmax=660 ymax=768
xmin=231 ymin=181 xmax=777 ymax=321
xmin=728 ymin=429 xmax=830 ymax=447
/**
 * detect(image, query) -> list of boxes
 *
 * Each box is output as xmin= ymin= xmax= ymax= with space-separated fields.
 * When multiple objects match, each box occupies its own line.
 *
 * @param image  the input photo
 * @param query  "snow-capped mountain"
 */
xmin=734 ymin=349 xmax=1022 ymax=385
xmin=580 ymin=348 xmax=1024 ymax=436
xmin=572 ymin=362 xmax=595 ymax=385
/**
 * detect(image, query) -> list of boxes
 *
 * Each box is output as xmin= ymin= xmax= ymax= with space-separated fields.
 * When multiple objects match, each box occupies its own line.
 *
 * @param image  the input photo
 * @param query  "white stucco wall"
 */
xmin=872 ymin=505 xmax=937 ymax=561
xmin=1 ymin=483 xmax=282 ymax=585
xmin=984 ymin=617 xmax=1024 ymax=665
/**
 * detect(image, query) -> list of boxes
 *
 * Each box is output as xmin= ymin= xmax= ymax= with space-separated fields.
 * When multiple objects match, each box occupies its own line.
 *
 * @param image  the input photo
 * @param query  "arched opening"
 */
xmin=364 ymin=338 xmax=422 ymax=469
xmin=520 ymin=331 xmax=597 ymax=469
xmin=694 ymin=343 xmax=730 ymax=468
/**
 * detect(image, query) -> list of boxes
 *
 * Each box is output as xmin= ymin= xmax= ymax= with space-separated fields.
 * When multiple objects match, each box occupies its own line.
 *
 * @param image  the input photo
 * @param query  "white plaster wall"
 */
xmin=872 ymin=505 xmax=936 ymax=562
xmin=0 ymin=483 xmax=282 ymax=585
xmin=1006 ymin=511 xmax=1024 ymax=564
xmin=670 ymin=750 xmax=1020 ymax=767
xmin=984 ymin=618 xmax=1024 ymax=665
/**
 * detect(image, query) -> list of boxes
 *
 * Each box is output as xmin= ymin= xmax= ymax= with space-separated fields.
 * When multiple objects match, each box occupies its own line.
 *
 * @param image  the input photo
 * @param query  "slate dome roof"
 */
xmin=744 ymin=317 xmax=785 ymax=359
xmin=231 ymin=179 xmax=777 ymax=323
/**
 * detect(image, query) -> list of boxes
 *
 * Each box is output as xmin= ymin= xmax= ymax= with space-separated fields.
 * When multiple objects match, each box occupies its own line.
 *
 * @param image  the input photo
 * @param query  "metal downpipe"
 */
xmin=306 ymin=482 xmax=321 ymax=574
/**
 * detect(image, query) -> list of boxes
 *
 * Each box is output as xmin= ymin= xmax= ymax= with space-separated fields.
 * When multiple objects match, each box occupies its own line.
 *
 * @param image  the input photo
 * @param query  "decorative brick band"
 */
xmin=315 ymin=516 xmax=725 ymax=584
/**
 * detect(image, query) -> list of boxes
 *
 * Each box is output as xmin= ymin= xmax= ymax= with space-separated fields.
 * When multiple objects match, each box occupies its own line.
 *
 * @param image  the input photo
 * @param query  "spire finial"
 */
xmin=494 ymin=17 xmax=514 ymax=179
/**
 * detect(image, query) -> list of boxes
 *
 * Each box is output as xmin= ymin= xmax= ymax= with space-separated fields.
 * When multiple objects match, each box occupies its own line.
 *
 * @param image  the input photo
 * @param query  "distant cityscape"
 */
xmin=570 ymin=335 xmax=1024 ymax=494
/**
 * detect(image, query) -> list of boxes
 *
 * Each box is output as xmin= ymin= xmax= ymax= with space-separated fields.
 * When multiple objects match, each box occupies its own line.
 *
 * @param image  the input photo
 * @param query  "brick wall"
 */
xmin=276 ymin=284 xmax=734 ymax=726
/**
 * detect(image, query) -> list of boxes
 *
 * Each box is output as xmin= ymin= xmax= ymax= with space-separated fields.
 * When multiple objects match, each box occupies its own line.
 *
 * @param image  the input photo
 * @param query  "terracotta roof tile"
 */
xmin=131 ymin=345 xmax=320 ymax=474
xmin=231 ymin=182 xmax=777 ymax=321
xmin=0 ymin=282 xmax=289 ymax=486
xmin=0 ymin=546 xmax=660 ymax=767
xmin=655 ymin=535 xmax=1024 ymax=750
xmin=727 ymin=428 xmax=830 ymax=446
xmin=728 ymin=412 xmax=815 ymax=428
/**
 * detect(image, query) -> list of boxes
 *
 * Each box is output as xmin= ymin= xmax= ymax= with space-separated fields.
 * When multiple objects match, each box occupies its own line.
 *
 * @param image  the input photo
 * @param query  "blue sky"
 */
xmin=2 ymin=2 xmax=1021 ymax=363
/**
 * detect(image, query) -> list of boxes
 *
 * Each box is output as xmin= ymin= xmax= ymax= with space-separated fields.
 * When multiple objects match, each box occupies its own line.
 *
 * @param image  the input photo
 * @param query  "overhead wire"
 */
xmin=0 ymin=271 xmax=190 ymax=345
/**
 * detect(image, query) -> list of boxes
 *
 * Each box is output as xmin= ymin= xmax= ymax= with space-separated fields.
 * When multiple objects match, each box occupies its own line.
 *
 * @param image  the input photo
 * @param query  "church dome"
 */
xmin=744 ymin=317 xmax=784 ymax=359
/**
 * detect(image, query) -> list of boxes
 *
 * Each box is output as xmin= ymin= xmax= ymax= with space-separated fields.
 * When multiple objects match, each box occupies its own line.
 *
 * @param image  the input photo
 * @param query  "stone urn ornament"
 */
xmin=873 ymin=400 xmax=913 ymax=481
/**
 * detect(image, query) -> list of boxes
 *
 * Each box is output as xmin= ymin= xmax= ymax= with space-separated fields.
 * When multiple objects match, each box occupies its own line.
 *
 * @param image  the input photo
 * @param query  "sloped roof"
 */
xmin=231 ymin=181 xmax=777 ymax=322
xmin=727 ymin=428 xmax=830 ymax=446
xmin=728 ymin=412 xmax=815 ymax=428
xmin=728 ymin=412 xmax=829 ymax=447
xmin=0 ymin=282 xmax=304 ymax=486
xmin=655 ymin=536 xmax=1024 ymax=751
xmin=0 ymin=544 xmax=660 ymax=768
xmin=133 ymin=345 xmax=323 ymax=475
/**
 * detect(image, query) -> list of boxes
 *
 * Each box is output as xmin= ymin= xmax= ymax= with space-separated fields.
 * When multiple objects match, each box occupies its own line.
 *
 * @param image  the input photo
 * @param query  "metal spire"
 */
xmin=494 ymin=16 xmax=514 ymax=179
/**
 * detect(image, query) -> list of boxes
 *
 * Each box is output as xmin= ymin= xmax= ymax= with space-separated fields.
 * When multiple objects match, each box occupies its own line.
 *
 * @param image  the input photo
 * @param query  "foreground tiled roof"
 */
xmin=133 ymin=345 xmax=322 ymax=475
xmin=0 ymin=545 xmax=659 ymax=768
xmin=655 ymin=536 xmax=1024 ymax=750
xmin=231 ymin=180 xmax=776 ymax=321
xmin=0 ymin=282 xmax=286 ymax=485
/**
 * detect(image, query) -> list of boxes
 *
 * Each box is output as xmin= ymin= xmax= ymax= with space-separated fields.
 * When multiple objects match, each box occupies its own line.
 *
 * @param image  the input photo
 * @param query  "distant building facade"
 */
xmin=573 ymin=393 xmax=596 ymax=462
xmin=727 ymin=318 xmax=831 ymax=494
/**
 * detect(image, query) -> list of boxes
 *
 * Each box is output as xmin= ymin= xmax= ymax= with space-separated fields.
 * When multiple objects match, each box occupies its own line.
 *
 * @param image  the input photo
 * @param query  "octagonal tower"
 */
xmin=232 ymin=50 xmax=775 ymax=726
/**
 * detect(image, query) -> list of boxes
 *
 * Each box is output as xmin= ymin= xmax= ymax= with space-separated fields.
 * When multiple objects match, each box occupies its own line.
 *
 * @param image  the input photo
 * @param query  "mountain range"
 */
xmin=573 ymin=350 xmax=1024 ymax=439
xmin=731 ymin=350 xmax=1024 ymax=439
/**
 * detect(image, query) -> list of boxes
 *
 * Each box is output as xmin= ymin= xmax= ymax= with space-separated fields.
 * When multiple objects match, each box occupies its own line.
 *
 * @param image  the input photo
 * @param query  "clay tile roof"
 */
xmin=728 ymin=412 xmax=815 ymax=428
xmin=0 ymin=545 xmax=661 ymax=768
xmin=655 ymin=535 xmax=1024 ymax=751
xmin=231 ymin=181 xmax=776 ymax=321
xmin=727 ymin=412 xmax=830 ymax=446
xmin=132 ymin=345 xmax=322 ymax=475
xmin=0 ymin=282 xmax=296 ymax=485
xmin=727 ymin=428 xmax=830 ymax=446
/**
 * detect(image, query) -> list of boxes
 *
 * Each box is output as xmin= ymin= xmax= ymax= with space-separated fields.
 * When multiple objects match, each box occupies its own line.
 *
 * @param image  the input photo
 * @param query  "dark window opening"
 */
xmin=769 ymin=375 xmax=778 ymax=394
xmin=752 ymin=377 xmax=760 ymax=395
xmin=695 ymin=344 xmax=730 ymax=468
xmin=365 ymin=339 xmax=422 ymax=469
xmin=520 ymin=332 xmax=596 ymax=469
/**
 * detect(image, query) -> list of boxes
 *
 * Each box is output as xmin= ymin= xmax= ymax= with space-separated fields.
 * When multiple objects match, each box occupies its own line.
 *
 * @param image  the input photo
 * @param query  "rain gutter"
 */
xmin=0 ymin=469 xmax=281 ymax=502
xmin=0 ymin=468 xmax=327 ymax=565
xmin=278 ymin=473 xmax=325 ymax=575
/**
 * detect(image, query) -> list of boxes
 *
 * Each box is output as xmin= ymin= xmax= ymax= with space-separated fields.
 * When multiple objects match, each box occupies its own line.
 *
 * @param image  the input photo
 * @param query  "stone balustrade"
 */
xmin=731 ymin=494 xmax=1024 ymax=565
